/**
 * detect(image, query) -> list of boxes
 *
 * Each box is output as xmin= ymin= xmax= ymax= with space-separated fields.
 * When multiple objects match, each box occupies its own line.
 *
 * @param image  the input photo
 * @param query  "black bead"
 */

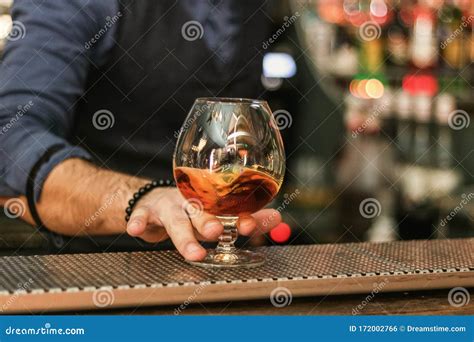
xmin=125 ymin=180 xmax=169 ymax=224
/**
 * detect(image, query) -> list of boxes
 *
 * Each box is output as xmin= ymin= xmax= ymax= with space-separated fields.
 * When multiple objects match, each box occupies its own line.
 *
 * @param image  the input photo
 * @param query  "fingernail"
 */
xmin=186 ymin=242 xmax=202 ymax=255
xmin=127 ymin=221 xmax=140 ymax=235
xmin=204 ymin=220 xmax=222 ymax=236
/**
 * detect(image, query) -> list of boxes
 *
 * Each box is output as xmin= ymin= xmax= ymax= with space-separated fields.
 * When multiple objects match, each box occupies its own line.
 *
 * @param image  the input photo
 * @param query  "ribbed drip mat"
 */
xmin=1 ymin=238 xmax=473 ymax=313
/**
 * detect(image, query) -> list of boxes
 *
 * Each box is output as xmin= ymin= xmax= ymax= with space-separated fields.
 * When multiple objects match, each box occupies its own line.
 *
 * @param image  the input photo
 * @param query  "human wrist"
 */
xmin=124 ymin=180 xmax=175 ymax=222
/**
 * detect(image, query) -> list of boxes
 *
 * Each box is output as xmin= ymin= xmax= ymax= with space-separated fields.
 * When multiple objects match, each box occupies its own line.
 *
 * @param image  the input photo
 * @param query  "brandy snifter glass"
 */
xmin=173 ymin=97 xmax=285 ymax=268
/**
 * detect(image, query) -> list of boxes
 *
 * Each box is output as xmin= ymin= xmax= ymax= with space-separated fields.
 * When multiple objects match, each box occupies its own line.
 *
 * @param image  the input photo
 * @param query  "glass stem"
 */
xmin=216 ymin=216 xmax=238 ymax=254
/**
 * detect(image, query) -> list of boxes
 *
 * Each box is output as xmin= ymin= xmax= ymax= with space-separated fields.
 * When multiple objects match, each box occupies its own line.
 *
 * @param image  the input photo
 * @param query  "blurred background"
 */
xmin=0 ymin=0 xmax=473 ymax=254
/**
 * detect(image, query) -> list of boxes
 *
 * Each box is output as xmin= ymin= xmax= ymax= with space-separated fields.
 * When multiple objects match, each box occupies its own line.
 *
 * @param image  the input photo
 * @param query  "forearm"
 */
xmin=0 ymin=158 xmax=282 ymax=261
xmin=4 ymin=159 xmax=149 ymax=236
xmin=0 ymin=0 xmax=122 ymax=228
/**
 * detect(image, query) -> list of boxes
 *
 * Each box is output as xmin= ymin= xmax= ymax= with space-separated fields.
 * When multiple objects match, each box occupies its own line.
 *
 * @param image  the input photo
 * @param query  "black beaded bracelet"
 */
xmin=125 ymin=179 xmax=175 ymax=222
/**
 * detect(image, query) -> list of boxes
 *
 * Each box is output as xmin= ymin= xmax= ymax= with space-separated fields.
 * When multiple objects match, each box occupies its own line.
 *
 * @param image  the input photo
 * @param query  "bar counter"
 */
xmin=104 ymin=289 xmax=474 ymax=315
xmin=1 ymin=238 xmax=472 ymax=314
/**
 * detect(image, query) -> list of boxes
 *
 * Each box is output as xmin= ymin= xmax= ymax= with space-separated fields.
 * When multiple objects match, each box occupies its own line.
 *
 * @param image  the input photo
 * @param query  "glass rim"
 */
xmin=195 ymin=97 xmax=267 ymax=105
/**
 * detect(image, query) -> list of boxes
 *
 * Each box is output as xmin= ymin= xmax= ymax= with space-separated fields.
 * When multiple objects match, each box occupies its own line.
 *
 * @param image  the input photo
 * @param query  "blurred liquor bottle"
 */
xmin=435 ymin=93 xmax=457 ymax=169
xmin=335 ymin=93 xmax=398 ymax=242
xmin=394 ymin=90 xmax=414 ymax=163
xmin=439 ymin=3 xmax=469 ymax=70
xmin=386 ymin=10 xmax=410 ymax=67
xmin=395 ymin=92 xmax=437 ymax=240
xmin=410 ymin=5 xmax=438 ymax=69
xmin=438 ymin=3 xmax=471 ymax=101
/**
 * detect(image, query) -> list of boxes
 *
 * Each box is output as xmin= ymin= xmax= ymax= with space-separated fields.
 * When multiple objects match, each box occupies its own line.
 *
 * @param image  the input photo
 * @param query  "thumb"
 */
xmin=126 ymin=206 xmax=149 ymax=236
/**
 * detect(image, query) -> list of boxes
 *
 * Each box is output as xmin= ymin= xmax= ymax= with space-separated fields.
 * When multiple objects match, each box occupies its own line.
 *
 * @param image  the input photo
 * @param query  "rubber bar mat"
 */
xmin=0 ymin=238 xmax=473 ymax=313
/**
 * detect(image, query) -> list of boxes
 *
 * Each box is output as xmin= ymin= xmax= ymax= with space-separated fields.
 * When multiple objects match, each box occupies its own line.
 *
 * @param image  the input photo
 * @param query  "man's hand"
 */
xmin=126 ymin=188 xmax=282 ymax=261
xmin=2 ymin=159 xmax=282 ymax=261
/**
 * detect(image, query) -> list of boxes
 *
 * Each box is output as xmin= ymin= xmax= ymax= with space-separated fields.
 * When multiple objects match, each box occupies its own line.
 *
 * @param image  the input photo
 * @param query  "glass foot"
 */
xmin=187 ymin=249 xmax=265 ymax=268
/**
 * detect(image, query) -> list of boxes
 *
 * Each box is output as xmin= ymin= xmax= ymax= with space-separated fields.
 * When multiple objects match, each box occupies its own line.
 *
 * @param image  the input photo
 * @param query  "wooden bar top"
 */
xmin=97 ymin=289 xmax=473 ymax=315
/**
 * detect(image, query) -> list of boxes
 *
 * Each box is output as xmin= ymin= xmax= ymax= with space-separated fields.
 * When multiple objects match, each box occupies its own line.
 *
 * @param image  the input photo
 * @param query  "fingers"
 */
xmin=135 ymin=224 xmax=169 ymax=243
xmin=127 ymin=206 xmax=168 ymax=243
xmin=127 ymin=188 xmax=284 ymax=261
xmin=237 ymin=216 xmax=257 ymax=236
xmin=126 ymin=206 xmax=150 ymax=236
xmin=253 ymin=209 xmax=282 ymax=234
xmin=160 ymin=210 xmax=206 ymax=261
xmin=188 ymin=212 xmax=223 ymax=241
xmin=238 ymin=209 xmax=282 ymax=236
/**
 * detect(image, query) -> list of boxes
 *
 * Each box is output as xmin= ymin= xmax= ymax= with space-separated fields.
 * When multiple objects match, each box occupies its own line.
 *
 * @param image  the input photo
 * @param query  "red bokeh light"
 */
xmin=402 ymin=73 xmax=438 ymax=96
xmin=270 ymin=223 xmax=292 ymax=243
